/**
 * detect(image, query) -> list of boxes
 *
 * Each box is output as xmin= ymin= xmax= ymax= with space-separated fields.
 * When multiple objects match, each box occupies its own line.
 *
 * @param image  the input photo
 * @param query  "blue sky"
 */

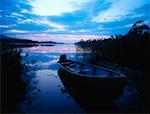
xmin=0 ymin=0 xmax=149 ymax=42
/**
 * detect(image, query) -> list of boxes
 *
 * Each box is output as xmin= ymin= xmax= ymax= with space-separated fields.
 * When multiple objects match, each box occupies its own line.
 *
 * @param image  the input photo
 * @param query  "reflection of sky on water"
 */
xmin=26 ymin=44 xmax=77 ymax=53
xmin=19 ymin=44 xmax=84 ymax=113
xmin=23 ymin=44 xmax=90 ymax=54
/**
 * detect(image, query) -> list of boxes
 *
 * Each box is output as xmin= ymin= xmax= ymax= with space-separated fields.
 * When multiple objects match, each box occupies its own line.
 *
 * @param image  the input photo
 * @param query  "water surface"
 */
xmin=19 ymin=44 xmax=85 ymax=113
xmin=18 ymin=44 xmax=144 ymax=113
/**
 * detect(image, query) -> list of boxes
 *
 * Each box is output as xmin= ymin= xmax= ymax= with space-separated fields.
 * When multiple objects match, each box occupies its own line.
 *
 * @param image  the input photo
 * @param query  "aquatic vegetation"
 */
xmin=76 ymin=21 xmax=149 ymax=75
xmin=1 ymin=48 xmax=26 ymax=113
xmin=76 ymin=21 xmax=150 ymax=112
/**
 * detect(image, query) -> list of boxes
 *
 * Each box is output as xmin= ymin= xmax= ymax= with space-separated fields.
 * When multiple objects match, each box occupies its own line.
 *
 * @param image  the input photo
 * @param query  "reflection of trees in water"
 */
xmin=1 ymin=48 xmax=38 ymax=113
xmin=19 ymin=56 xmax=42 ymax=112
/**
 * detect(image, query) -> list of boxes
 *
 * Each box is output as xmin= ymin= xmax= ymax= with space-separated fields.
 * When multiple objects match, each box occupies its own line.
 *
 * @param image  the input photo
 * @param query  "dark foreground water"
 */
xmin=10 ymin=44 xmax=147 ymax=113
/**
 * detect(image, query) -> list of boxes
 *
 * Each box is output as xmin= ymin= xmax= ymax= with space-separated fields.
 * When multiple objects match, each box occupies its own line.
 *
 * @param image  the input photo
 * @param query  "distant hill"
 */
xmin=0 ymin=34 xmax=38 ymax=43
xmin=0 ymin=34 xmax=64 ymax=44
xmin=0 ymin=34 xmax=11 ymax=39
xmin=0 ymin=34 xmax=64 ymax=49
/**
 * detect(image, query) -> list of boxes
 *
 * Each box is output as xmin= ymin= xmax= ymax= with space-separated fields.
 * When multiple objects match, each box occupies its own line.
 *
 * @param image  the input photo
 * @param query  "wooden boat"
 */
xmin=58 ymin=54 xmax=127 ymax=109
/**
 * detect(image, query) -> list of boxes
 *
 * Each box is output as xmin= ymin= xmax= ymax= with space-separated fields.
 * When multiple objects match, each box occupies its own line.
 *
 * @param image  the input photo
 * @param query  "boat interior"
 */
xmin=60 ymin=60 xmax=124 ymax=78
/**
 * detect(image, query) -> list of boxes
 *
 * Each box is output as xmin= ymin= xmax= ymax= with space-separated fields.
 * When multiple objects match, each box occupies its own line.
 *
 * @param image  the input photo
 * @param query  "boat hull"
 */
xmin=58 ymin=68 xmax=126 ymax=112
xmin=58 ymin=68 xmax=126 ymax=98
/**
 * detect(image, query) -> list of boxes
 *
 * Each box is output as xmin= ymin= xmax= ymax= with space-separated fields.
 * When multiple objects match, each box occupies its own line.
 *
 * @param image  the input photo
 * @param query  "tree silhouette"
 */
xmin=129 ymin=20 xmax=150 ymax=36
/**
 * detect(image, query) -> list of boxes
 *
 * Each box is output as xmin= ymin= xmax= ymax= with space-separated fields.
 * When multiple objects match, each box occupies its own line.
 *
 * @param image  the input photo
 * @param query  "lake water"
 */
xmin=19 ymin=44 xmax=86 ymax=113
xmin=17 ymin=44 xmax=144 ymax=113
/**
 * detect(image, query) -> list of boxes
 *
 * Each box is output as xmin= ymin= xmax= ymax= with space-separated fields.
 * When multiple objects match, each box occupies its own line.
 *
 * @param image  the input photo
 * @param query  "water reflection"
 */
xmin=20 ymin=69 xmax=83 ymax=113
xmin=18 ymin=44 xmax=143 ymax=113
xmin=19 ymin=44 xmax=85 ymax=113
xmin=26 ymin=44 xmax=77 ymax=53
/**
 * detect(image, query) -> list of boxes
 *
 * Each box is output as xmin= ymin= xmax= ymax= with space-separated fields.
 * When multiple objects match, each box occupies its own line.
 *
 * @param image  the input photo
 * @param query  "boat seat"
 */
xmin=82 ymin=69 xmax=92 ymax=72
xmin=68 ymin=64 xmax=77 ymax=67
xmin=61 ymin=62 xmax=72 ymax=65
xmin=79 ymin=70 xmax=87 ymax=75
xmin=69 ymin=68 xmax=80 ymax=73
xmin=79 ymin=69 xmax=92 ymax=75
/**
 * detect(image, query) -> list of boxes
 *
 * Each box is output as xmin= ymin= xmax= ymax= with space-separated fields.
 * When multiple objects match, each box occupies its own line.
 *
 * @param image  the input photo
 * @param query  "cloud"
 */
xmin=92 ymin=0 xmax=149 ymax=22
xmin=70 ymin=29 xmax=90 ymax=33
xmin=18 ymin=18 xmax=68 ymax=31
xmin=20 ymin=9 xmax=32 ymax=14
xmin=125 ymin=24 xmax=133 ymax=28
xmin=1 ymin=0 xmax=149 ymax=41
xmin=38 ymin=19 xmax=67 ymax=30
xmin=0 ymin=24 xmax=16 ymax=28
xmin=11 ymin=12 xmax=24 ymax=17
xmin=16 ymin=4 xmax=21 ymax=9
xmin=5 ymin=29 xmax=30 ymax=33
xmin=30 ymin=0 xmax=90 ymax=16
xmin=18 ymin=19 xmax=35 ymax=24
xmin=44 ymin=29 xmax=61 ymax=32
xmin=0 ymin=25 xmax=9 ymax=28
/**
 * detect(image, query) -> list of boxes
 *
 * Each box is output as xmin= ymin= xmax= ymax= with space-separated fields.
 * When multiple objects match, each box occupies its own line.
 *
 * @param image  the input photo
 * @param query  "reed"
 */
xmin=1 ymin=48 xmax=25 ymax=113
xmin=76 ymin=21 xmax=150 ymax=104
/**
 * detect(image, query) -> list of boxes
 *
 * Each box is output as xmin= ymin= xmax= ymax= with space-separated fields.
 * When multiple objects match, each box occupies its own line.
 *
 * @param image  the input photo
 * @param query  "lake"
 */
xmin=14 ymin=44 xmax=145 ymax=113
xmin=19 ymin=44 xmax=87 ymax=113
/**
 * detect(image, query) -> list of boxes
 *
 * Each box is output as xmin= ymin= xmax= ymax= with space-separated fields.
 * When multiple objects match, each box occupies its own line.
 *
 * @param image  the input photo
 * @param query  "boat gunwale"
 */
xmin=59 ymin=59 xmax=127 ymax=79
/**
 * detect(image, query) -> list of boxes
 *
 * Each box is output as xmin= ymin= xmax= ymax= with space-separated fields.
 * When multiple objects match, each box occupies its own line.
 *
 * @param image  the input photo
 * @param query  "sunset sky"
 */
xmin=0 ymin=0 xmax=149 ymax=42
